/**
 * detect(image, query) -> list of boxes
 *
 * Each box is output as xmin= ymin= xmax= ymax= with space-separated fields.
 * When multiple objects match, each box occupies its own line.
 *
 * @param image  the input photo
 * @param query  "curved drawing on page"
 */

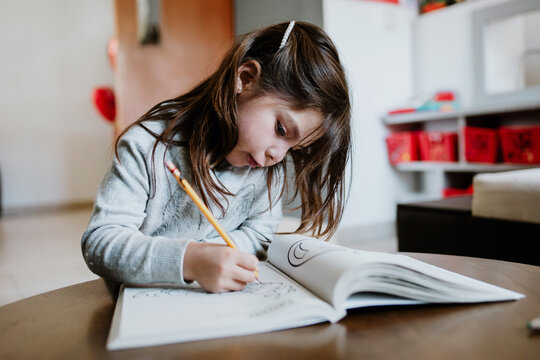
xmin=130 ymin=282 xmax=296 ymax=300
xmin=288 ymin=239 xmax=355 ymax=267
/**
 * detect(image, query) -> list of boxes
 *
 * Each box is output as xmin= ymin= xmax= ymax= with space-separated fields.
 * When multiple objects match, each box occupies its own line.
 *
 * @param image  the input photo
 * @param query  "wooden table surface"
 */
xmin=1 ymin=253 xmax=539 ymax=360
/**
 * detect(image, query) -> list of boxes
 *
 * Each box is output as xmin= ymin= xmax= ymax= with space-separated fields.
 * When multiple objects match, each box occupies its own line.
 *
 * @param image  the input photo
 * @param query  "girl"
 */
xmin=82 ymin=21 xmax=351 ymax=294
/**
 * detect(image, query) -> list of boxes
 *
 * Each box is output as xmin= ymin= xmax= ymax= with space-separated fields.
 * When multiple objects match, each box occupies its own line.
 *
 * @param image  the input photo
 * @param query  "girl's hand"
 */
xmin=183 ymin=242 xmax=259 ymax=293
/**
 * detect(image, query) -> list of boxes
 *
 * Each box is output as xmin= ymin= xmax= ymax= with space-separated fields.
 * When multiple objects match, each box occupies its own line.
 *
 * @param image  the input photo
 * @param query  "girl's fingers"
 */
xmin=228 ymin=279 xmax=250 ymax=292
xmin=230 ymin=263 xmax=257 ymax=285
xmin=235 ymin=253 xmax=259 ymax=271
xmin=193 ymin=244 xmax=259 ymax=292
xmin=213 ymin=275 xmax=251 ymax=293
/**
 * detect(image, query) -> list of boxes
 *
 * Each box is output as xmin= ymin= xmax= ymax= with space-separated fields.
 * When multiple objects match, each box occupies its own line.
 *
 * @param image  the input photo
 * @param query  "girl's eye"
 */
xmin=276 ymin=121 xmax=286 ymax=136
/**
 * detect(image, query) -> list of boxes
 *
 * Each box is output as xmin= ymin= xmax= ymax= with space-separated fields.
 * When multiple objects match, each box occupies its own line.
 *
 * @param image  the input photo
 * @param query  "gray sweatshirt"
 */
xmin=81 ymin=121 xmax=283 ymax=286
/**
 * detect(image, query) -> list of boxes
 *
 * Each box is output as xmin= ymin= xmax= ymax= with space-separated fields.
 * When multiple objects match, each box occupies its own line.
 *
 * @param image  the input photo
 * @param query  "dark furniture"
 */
xmin=397 ymin=195 xmax=540 ymax=266
xmin=1 ymin=253 xmax=539 ymax=359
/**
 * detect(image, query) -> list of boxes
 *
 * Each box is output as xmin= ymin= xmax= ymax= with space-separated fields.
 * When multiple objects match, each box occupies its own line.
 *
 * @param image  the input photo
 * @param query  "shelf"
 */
xmin=394 ymin=162 xmax=539 ymax=172
xmin=384 ymin=102 xmax=540 ymax=202
xmin=382 ymin=99 xmax=540 ymax=125
xmin=383 ymin=111 xmax=461 ymax=125
xmin=464 ymin=100 xmax=540 ymax=117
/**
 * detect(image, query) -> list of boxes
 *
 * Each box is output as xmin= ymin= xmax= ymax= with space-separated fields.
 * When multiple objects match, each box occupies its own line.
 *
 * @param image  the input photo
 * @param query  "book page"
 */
xmin=268 ymin=234 xmax=390 ymax=305
xmin=107 ymin=262 xmax=343 ymax=350
xmin=268 ymin=234 xmax=524 ymax=308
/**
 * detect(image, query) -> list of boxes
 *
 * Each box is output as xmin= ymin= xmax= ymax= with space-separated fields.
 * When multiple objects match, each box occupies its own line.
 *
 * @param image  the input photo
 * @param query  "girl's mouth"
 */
xmin=248 ymin=154 xmax=260 ymax=167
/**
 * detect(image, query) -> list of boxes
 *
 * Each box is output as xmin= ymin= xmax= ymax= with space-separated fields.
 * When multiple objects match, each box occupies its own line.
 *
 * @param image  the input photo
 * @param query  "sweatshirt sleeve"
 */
xmin=81 ymin=131 xmax=193 ymax=285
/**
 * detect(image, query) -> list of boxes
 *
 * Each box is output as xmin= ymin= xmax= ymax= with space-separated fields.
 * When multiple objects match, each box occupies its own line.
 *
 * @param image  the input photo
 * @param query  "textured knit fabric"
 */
xmin=81 ymin=121 xmax=283 ymax=286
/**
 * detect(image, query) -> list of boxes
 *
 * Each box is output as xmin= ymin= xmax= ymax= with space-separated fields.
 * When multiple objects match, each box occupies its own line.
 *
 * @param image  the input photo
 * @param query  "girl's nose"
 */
xmin=266 ymin=144 xmax=289 ymax=165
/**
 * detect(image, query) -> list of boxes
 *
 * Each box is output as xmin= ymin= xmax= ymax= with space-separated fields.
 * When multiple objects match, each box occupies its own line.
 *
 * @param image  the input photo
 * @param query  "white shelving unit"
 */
xmin=383 ymin=100 xmax=540 ymax=203
xmin=394 ymin=162 xmax=535 ymax=172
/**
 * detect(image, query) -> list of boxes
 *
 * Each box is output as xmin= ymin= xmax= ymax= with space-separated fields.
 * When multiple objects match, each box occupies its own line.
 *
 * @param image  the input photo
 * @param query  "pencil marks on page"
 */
xmin=130 ymin=283 xmax=299 ymax=319
xmin=243 ymin=282 xmax=296 ymax=299
xmin=245 ymin=298 xmax=294 ymax=318
xmin=130 ymin=282 xmax=296 ymax=300
xmin=131 ymin=287 xmax=207 ymax=298
xmin=288 ymin=239 xmax=356 ymax=267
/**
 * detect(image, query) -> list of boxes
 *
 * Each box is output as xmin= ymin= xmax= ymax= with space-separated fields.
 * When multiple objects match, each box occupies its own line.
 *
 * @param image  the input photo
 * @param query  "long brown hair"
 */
xmin=116 ymin=21 xmax=351 ymax=239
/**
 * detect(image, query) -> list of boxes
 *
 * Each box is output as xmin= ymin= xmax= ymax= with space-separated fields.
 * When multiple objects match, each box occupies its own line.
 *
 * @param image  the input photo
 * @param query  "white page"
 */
xmin=269 ymin=234 xmax=398 ymax=306
xmin=344 ymin=292 xmax=425 ymax=308
xmin=268 ymin=234 xmax=524 ymax=308
xmin=107 ymin=262 xmax=343 ymax=350
xmin=354 ymin=256 xmax=525 ymax=301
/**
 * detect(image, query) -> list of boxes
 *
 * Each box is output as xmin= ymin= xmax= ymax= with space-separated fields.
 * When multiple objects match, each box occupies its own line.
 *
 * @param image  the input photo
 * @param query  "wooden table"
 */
xmin=1 ymin=253 xmax=539 ymax=359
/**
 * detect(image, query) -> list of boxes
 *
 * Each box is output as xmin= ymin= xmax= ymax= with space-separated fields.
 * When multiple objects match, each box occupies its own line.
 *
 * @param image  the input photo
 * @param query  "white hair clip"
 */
xmin=279 ymin=21 xmax=296 ymax=50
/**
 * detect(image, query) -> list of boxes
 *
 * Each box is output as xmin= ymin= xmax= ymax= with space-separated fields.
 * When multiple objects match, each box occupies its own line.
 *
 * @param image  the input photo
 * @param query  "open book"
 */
xmin=107 ymin=234 xmax=524 ymax=350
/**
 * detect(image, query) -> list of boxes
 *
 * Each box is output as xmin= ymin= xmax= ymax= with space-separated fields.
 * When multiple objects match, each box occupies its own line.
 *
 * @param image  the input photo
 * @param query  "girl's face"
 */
xmin=225 ymin=92 xmax=323 ymax=168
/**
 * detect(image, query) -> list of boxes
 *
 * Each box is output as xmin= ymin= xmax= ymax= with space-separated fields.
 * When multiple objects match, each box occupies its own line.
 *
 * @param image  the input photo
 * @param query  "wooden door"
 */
xmin=113 ymin=0 xmax=233 ymax=135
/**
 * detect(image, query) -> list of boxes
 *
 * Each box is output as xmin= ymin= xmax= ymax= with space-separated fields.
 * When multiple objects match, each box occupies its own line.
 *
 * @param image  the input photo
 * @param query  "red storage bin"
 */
xmin=418 ymin=131 xmax=457 ymax=162
xmin=499 ymin=126 xmax=540 ymax=164
xmin=442 ymin=185 xmax=474 ymax=198
xmin=464 ymin=126 xmax=498 ymax=163
xmin=385 ymin=131 xmax=419 ymax=165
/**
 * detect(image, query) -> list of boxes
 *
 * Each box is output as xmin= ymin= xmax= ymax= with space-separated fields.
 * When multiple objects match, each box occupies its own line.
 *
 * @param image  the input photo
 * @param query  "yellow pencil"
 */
xmin=164 ymin=161 xmax=259 ymax=280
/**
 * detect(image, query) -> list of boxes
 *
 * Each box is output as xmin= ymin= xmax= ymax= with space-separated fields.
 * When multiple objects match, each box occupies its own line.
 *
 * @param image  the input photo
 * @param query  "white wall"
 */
xmin=483 ymin=11 xmax=526 ymax=94
xmin=413 ymin=0 xmax=513 ymax=108
xmin=0 ymin=1 xmax=114 ymax=211
xmin=234 ymin=0 xmax=323 ymax=34
xmin=524 ymin=10 xmax=540 ymax=87
xmin=323 ymin=0 xmax=415 ymax=229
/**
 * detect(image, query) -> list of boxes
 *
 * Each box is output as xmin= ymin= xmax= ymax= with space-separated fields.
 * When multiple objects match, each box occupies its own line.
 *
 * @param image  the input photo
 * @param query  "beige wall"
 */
xmin=0 ymin=0 xmax=115 ymax=212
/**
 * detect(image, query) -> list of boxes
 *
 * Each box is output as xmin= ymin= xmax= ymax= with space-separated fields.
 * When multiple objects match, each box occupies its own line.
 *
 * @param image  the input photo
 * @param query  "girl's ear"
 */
xmin=236 ymin=60 xmax=261 ymax=94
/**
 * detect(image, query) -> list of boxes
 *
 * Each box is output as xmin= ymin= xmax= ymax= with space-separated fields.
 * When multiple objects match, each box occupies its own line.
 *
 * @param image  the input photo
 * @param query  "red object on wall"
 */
xmin=385 ymin=132 xmax=419 ymax=165
xmin=418 ymin=131 xmax=458 ymax=162
xmin=421 ymin=1 xmax=447 ymax=14
xmin=499 ymin=126 xmax=540 ymax=164
xmin=464 ymin=126 xmax=498 ymax=163
xmin=92 ymin=87 xmax=116 ymax=123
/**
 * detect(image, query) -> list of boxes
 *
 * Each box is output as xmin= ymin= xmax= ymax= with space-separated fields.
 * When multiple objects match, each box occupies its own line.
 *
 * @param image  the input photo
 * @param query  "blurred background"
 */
xmin=1 ymin=0 xmax=539 ymax=305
